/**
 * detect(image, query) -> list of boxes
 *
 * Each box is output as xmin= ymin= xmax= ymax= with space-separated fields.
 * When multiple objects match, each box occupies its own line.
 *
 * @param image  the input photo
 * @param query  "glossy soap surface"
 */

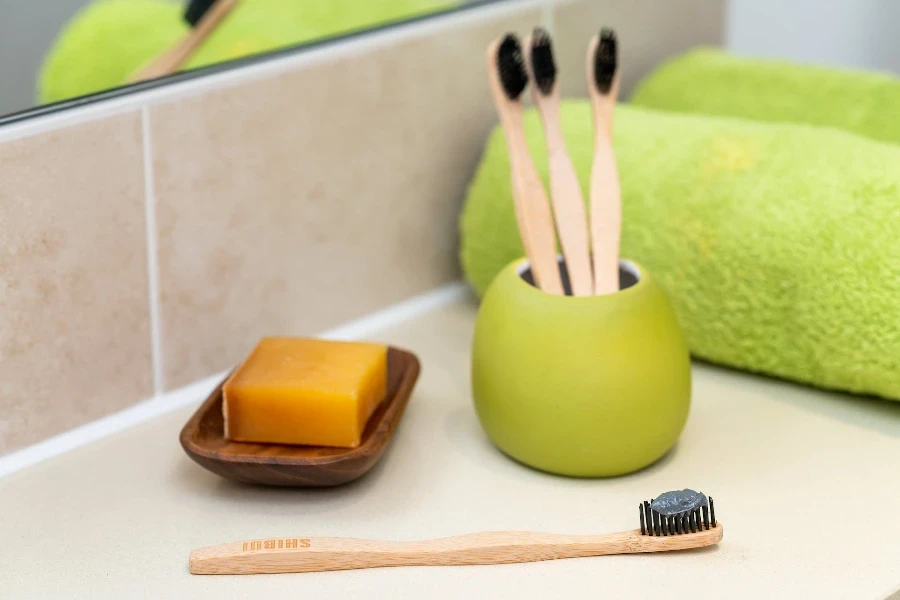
xmin=223 ymin=338 xmax=387 ymax=448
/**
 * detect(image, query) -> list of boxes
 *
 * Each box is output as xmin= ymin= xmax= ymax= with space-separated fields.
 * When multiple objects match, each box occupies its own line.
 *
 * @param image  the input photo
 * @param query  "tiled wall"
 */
xmin=0 ymin=0 xmax=723 ymax=455
xmin=0 ymin=112 xmax=153 ymax=453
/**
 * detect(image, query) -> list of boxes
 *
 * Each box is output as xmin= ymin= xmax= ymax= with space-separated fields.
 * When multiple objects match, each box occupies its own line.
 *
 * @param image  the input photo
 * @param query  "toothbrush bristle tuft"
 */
xmin=594 ymin=27 xmax=618 ymax=94
xmin=529 ymin=28 xmax=556 ymax=95
xmin=640 ymin=490 xmax=716 ymax=536
xmin=496 ymin=34 xmax=528 ymax=100
xmin=184 ymin=0 xmax=217 ymax=27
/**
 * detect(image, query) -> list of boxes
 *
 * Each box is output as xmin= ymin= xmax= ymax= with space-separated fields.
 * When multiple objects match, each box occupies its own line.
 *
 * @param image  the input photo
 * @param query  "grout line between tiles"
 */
xmin=0 ymin=282 xmax=471 ymax=479
xmin=0 ymin=0 xmax=544 ymax=145
xmin=141 ymin=107 xmax=165 ymax=396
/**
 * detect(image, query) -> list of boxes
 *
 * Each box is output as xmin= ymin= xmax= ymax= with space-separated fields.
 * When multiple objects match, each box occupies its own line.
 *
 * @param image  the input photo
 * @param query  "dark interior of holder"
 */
xmin=519 ymin=259 xmax=639 ymax=295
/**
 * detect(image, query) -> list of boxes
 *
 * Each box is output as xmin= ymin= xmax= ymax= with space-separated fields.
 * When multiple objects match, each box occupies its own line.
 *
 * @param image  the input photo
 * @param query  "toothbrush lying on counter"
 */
xmin=586 ymin=28 xmax=623 ymax=295
xmin=486 ymin=34 xmax=565 ymax=296
xmin=130 ymin=0 xmax=239 ymax=83
xmin=190 ymin=490 xmax=722 ymax=574
xmin=524 ymin=28 xmax=594 ymax=296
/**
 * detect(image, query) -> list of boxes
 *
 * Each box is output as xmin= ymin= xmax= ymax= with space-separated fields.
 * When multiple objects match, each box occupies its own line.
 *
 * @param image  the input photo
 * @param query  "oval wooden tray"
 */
xmin=179 ymin=347 xmax=420 ymax=487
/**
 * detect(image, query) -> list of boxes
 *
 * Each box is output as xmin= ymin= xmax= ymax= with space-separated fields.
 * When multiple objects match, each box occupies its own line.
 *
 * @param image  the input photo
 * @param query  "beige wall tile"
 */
xmin=0 ymin=111 xmax=153 ymax=454
xmin=150 ymin=6 xmax=542 ymax=390
xmin=552 ymin=0 xmax=725 ymax=99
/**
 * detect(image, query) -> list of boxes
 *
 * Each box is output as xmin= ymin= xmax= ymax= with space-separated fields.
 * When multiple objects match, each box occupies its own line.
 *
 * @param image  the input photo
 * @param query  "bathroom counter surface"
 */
xmin=3 ymin=296 xmax=900 ymax=599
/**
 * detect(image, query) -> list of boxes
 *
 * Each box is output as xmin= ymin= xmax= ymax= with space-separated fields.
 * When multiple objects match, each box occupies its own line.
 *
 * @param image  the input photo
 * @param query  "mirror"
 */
xmin=0 ymin=0 xmax=488 ymax=120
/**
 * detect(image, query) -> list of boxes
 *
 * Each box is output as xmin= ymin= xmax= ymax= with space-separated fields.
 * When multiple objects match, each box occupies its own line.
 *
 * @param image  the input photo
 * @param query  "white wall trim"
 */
xmin=0 ymin=371 xmax=229 ymax=480
xmin=0 ymin=282 xmax=469 ymax=479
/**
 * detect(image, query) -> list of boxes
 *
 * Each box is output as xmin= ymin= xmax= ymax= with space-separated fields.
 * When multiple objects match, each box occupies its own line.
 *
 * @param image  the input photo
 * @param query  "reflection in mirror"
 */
xmin=0 ymin=0 xmax=476 ymax=119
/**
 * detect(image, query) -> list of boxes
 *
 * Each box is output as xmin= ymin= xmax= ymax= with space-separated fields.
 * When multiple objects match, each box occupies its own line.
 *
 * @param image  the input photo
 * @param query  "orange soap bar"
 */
xmin=223 ymin=338 xmax=388 ymax=448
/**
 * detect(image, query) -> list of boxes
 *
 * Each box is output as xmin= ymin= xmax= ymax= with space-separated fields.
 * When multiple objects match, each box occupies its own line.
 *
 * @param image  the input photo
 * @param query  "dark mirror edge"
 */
xmin=0 ymin=0 xmax=511 ymax=128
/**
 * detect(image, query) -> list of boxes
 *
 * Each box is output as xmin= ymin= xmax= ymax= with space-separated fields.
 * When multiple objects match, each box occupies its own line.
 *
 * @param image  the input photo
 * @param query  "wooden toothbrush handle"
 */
xmin=585 ymin=38 xmax=622 ymax=296
xmin=505 ymin=114 xmax=565 ymax=296
xmin=129 ymin=0 xmax=239 ymax=83
xmin=190 ymin=526 xmax=723 ymax=574
xmin=589 ymin=121 xmax=622 ymax=296
xmin=543 ymin=115 xmax=593 ymax=297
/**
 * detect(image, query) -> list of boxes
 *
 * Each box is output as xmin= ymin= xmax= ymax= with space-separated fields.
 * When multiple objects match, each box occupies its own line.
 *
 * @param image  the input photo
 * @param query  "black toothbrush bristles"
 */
xmin=529 ymin=28 xmax=556 ymax=95
xmin=594 ymin=27 xmax=618 ymax=95
xmin=496 ymin=34 xmax=528 ymax=101
xmin=643 ymin=501 xmax=652 ymax=536
xmin=639 ymin=490 xmax=718 ymax=536
xmin=184 ymin=0 xmax=217 ymax=27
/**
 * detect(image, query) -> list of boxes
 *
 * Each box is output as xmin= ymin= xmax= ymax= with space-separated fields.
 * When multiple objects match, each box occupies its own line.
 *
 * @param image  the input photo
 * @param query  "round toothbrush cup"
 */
xmin=471 ymin=258 xmax=691 ymax=477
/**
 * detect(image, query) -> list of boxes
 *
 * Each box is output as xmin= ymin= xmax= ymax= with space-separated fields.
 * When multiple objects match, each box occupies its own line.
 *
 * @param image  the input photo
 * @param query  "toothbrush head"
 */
xmin=594 ymin=27 xmax=618 ymax=95
xmin=529 ymin=27 xmax=557 ymax=95
xmin=639 ymin=490 xmax=717 ymax=536
xmin=184 ymin=0 xmax=217 ymax=27
xmin=496 ymin=34 xmax=528 ymax=101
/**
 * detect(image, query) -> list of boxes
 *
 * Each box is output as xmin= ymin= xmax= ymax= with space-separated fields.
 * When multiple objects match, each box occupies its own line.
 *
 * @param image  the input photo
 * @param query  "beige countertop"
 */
xmin=2 ymin=296 xmax=900 ymax=599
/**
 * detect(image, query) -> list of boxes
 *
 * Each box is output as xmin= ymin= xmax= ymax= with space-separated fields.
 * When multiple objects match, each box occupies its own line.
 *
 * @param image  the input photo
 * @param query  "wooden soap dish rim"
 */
xmin=179 ymin=346 xmax=420 ymax=486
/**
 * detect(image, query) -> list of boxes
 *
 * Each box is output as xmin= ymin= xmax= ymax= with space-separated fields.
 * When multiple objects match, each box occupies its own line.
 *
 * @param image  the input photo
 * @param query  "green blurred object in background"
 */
xmin=631 ymin=48 xmax=900 ymax=145
xmin=39 ymin=0 xmax=457 ymax=105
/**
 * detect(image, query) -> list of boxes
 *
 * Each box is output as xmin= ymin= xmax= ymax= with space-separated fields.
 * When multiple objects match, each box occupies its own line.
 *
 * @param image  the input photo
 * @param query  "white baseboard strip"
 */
xmin=0 ymin=282 xmax=469 ymax=479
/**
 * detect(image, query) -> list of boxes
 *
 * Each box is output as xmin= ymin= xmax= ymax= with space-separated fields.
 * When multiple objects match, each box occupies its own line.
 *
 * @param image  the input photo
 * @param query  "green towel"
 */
xmin=40 ymin=0 xmax=457 ymax=105
xmin=630 ymin=49 xmax=900 ymax=145
xmin=460 ymin=102 xmax=900 ymax=400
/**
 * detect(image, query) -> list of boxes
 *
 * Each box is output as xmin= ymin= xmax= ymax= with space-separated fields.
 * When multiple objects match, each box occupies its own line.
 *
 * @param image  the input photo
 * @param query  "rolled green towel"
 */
xmin=630 ymin=49 xmax=900 ymax=145
xmin=460 ymin=102 xmax=900 ymax=400
xmin=40 ymin=0 xmax=456 ymax=105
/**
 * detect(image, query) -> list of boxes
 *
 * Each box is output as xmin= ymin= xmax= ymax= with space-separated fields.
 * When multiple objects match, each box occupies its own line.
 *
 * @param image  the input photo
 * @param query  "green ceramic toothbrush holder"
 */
xmin=471 ymin=258 xmax=691 ymax=477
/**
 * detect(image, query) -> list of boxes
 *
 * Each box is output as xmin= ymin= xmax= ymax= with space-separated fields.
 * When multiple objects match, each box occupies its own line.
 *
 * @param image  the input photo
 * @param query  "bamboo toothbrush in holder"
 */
xmin=129 ymin=0 xmax=239 ymax=83
xmin=524 ymin=28 xmax=593 ymax=297
xmin=190 ymin=490 xmax=722 ymax=574
xmin=486 ymin=34 xmax=564 ymax=295
xmin=586 ymin=28 xmax=622 ymax=296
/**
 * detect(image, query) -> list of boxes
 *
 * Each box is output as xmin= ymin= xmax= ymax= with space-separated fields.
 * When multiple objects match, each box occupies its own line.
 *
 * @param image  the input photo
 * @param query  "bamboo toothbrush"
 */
xmin=190 ymin=490 xmax=722 ymax=574
xmin=524 ymin=28 xmax=593 ymax=297
xmin=485 ymin=34 xmax=564 ymax=295
xmin=586 ymin=28 xmax=622 ymax=296
xmin=129 ymin=0 xmax=239 ymax=83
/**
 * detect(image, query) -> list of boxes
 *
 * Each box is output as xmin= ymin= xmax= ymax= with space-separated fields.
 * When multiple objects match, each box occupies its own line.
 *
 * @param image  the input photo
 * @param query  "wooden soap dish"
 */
xmin=179 ymin=347 xmax=420 ymax=487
